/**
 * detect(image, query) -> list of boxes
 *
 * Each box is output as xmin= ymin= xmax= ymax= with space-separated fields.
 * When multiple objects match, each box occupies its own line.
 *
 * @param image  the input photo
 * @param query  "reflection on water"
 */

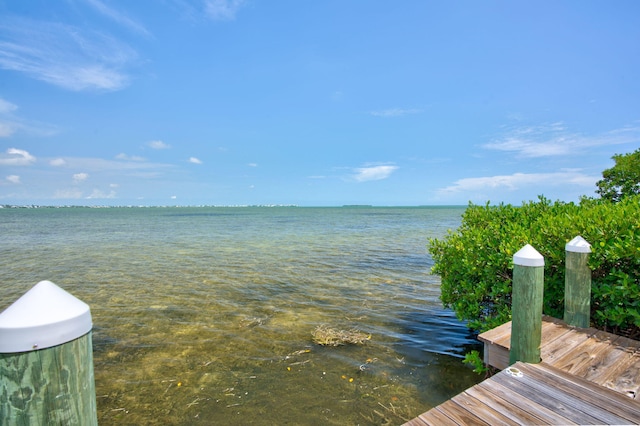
xmin=0 ymin=206 xmax=482 ymax=425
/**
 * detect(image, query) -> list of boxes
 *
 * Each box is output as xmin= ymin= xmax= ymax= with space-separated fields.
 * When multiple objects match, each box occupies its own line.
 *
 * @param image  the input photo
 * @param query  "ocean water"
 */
xmin=0 ymin=206 xmax=482 ymax=425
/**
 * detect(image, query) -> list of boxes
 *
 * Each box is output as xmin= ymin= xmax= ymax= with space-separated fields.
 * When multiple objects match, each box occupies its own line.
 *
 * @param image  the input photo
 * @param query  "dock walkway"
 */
xmin=404 ymin=316 xmax=640 ymax=425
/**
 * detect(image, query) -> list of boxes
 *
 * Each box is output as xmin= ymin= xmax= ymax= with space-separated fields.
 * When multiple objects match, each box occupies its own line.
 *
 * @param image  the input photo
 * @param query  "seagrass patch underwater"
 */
xmin=0 ymin=206 xmax=482 ymax=425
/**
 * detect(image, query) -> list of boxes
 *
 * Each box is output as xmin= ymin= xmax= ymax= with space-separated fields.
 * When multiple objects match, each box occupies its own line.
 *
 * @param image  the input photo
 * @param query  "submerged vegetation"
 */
xmin=312 ymin=325 xmax=371 ymax=346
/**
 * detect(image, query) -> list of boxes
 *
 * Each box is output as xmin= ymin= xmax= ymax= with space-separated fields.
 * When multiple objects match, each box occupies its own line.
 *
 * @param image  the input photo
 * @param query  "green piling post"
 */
xmin=0 ymin=281 xmax=97 ymax=426
xmin=510 ymin=244 xmax=545 ymax=365
xmin=564 ymin=236 xmax=592 ymax=328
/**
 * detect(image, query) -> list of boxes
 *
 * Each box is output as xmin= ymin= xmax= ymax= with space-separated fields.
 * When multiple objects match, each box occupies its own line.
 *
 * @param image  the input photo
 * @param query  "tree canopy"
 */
xmin=596 ymin=148 xmax=640 ymax=202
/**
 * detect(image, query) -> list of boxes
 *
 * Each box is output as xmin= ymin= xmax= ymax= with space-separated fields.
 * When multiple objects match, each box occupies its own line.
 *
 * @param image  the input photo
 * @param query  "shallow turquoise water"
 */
xmin=0 ymin=206 xmax=482 ymax=425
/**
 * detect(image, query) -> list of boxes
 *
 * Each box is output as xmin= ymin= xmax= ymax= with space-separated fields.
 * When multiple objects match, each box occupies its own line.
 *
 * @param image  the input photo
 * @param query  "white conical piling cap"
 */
xmin=566 ymin=235 xmax=591 ymax=253
xmin=513 ymin=244 xmax=545 ymax=267
xmin=0 ymin=280 xmax=92 ymax=353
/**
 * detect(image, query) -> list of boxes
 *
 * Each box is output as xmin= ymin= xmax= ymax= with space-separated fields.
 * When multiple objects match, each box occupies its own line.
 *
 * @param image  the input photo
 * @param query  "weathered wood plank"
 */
xmin=477 ymin=320 xmax=512 ymax=347
xmin=539 ymin=316 xmax=576 ymax=347
xmin=453 ymin=388 xmax=519 ymax=425
xmin=550 ymin=332 xmax=616 ymax=374
xmin=580 ymin=339 xmax=639 ymax=389
xmin=408 ymin=317 xmax=640 ymax=426
xmin=402 ymin=414 xmax=429 ymax=425
xmin=525 ymin=362 xmax=640 ymax=424
xmin=434 ymin=400 xmax=488 ymax=425
xmin=464 ymin=380 xmax=566 ymax=425
xmin=415 ymin=406 xmax=455 ymax=425
xmin=475 ymin=370 xmax=578 ymax=425
xmin=482 ymin=342 xmax=510 ymax=370
xmin=602 ymin=354 xmax=640 ymax=399
xmin=519 ymin=362 xmax=638 ymax=425
xmin=540 ymin=328 xmax=592 ymax=364
xmin=450 ymin=391 xmax=519 ymax=426
xmin=491 ymin=364 xmax=609 ymax=424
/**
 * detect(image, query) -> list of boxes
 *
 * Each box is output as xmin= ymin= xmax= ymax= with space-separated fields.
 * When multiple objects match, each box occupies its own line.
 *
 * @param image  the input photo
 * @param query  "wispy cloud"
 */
xmin=0 ymin=17 xmax=137 ymax=91
xmin=53 ymin=189 xmax=84 ymax=199
xmin=204 ymin=0 xmax=246 ymax=20
xmin=73 ymin=172 xmax=89 ymax=183
xmin=116 ymin=153 xmax=146 ymax=161
xmin=45 ymin=156 xmax=173 ymax=173
xmin=0 ymin=148 xmax=36 ymax=166
xmin=86 ymin=188 xmax=117 ymax=199
xmin=5 ymin=175 xmax=20 ymax=184
xmin=0 ymin=98 xmax=17 ymax=114
xmin=148 ymin=140 xmax=171 ymax=149
xmin=0 ymin=97 xmax=59 ymax=138
xmin=0 ymin=122 xmax=16 ymax=138
xmin=353 ymin=165 xmax=398 ymax=182
xmin=189 ymin=157 xmax=203 ymax=164
xmin=438 ymin=170 xmax=597 ymax=194
xmin=484 ymin=123 xmax=640 ymax=158
xmin=370 ymin=108 xmax=422 ymax=118
xmin=0 ymin=97 xmax=18 ymax=137
xmin=83 ymin=0 xmax=152 ymax=38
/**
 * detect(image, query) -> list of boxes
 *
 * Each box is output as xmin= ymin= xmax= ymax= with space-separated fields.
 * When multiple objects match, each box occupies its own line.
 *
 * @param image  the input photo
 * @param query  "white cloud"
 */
xmin=353 ymin=165 xmax=398 ymax=182
xmin=438 ymin=170 xmax=598 ymax=194
xmin=484 ymin=123 xmax=640 ymax=158
xmin=0 ymin=17 xmax=136 ymax=91
xmin=53 ymin=189 xmax=83 ymax=199
xmin=370 ymin=108 xmax=422 ymax=118
xmin=0 ymin=122 xmax=16 ymax=138
xmin=248 ymin=163 xmax=258 ymax=167
xmin=189 ymin=157 xmax=203 ymax=164
xmin=0 ymin=148 xmax=36 ymax=166
xmin=50 ymin=158 xmax=67 ymax=166
xmin=86 ymin=188 xmax=116 ymax=199
xmin=6 ymin=175 xmax=20 ymax=184
xmin=148 ymin=140 xmax=170 ymax=149
xmin=204 ymin=0 xmax=246 ymax=20
xmin=0 ymin=98 xmax=18 ymax=114
xmin=73 ymin=173 xmax=89 ymax=183
xmin=116 ymin=153 xmax=146 ymax=161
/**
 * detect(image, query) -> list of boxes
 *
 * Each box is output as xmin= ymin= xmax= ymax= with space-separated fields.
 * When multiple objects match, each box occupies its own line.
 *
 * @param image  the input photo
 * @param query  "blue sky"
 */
xmin=0 ymin=1 xmax=638 ymax=206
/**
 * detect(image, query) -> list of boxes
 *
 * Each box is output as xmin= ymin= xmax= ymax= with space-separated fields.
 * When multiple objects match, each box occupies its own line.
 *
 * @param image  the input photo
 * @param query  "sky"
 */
xmin=0 ymin=1 xmax=639 ymax=206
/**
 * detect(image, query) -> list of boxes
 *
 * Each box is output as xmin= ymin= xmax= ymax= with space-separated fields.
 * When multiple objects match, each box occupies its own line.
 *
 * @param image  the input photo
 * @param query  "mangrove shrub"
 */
xmin=428 ymin=195 xmax=640 ymax=334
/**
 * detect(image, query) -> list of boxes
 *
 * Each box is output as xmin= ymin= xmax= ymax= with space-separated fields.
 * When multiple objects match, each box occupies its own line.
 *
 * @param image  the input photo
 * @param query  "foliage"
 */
xmin=463 ymin=350 xmax=489 ymax=375
xmin=596 ymin=148 xmax=640 ymax=202
xmin=429 ymin=195 xmax=640 ymax=334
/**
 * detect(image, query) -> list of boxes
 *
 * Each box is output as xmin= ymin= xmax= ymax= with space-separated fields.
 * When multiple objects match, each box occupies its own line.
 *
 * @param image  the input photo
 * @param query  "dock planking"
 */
xmin=479 ymin=315 xmax=640 ymax=398
xmin=405 ymin=316 xmax=640 ymax=425
xmin=405 ymin=362 xmax=640 ymax=426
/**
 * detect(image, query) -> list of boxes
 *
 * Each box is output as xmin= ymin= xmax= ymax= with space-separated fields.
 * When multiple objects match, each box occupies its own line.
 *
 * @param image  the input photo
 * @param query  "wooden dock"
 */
xmin=404 ymin=316 xmax=640 ymax=425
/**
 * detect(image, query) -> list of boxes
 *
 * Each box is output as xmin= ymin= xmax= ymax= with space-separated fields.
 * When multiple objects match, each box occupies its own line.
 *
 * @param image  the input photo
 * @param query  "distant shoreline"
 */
xmin=1 ymin=204 xmax=467 ymax=209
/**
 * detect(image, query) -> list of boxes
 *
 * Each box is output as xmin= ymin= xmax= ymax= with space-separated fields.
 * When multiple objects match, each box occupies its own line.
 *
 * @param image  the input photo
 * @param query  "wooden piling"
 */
xmin=564 ymin=236 xmax=592 ymax=328
xmin=0 ymin=281 xmax=97 ymax=425
xmin=510 ymin=244 xmax=545 ymax=365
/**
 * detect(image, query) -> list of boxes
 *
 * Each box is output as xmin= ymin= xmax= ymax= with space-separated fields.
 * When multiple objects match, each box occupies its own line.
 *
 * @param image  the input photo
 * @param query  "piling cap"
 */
xmin=0 ymin=280 xmax=92 ymax=353
xmin=566 ymin=235 xmax=591 ymax=253
xmin=513 ymin=244 xmax=545 ymax=267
